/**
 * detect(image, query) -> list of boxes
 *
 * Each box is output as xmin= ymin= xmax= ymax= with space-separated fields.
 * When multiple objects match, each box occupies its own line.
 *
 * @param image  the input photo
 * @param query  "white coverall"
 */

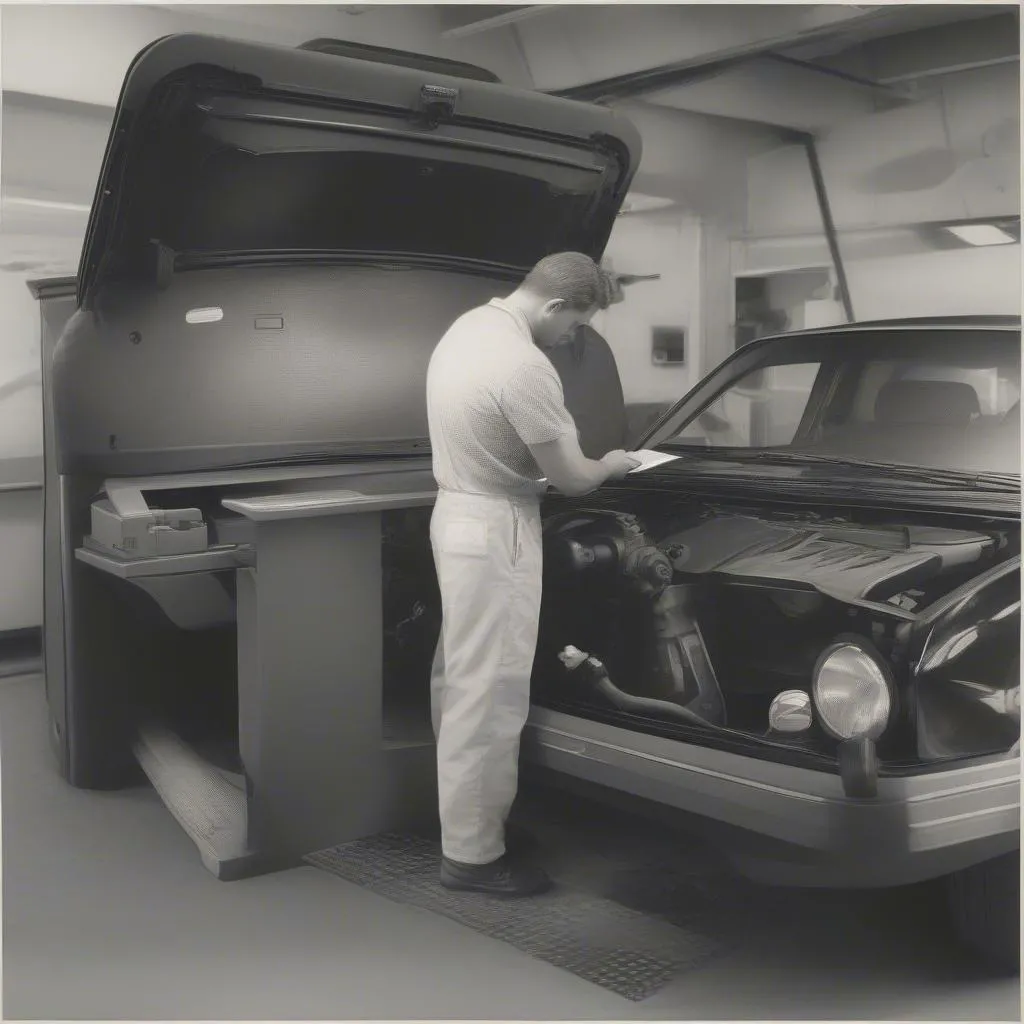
xmin=425 ymin=298 xmax=579 ymax=866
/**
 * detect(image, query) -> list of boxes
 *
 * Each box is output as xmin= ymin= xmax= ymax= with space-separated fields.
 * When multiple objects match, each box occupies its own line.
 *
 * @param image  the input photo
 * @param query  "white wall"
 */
xmin=0 ymin=271 xmax=44 ymax=462
xmin=595 ymin=101 xmax=783 ymax=402
xmin=611 ymin=100 xmax=782 ymax=229
xmin=0 ymin=271 xmax=44 ymax=634
xmin=846 ymin=244 xmax=1022 ymax=320
xmin=593 ymin=211 xmax=704 ymax=406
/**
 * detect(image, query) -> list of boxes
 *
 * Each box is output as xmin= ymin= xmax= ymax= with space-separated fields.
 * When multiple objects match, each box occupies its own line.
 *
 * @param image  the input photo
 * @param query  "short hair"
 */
xmin=521 ymin=252 xmax=612 ymax=312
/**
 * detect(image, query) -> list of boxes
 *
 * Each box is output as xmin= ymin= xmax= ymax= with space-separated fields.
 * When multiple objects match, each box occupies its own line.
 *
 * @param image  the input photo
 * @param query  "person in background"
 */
xmin=426 ymin=252 xmax=640 ymax=897
xmin=546 ymin=264 xmax=663 ymax=457
xmin=545 ymin=320 xmax=628 ymax=459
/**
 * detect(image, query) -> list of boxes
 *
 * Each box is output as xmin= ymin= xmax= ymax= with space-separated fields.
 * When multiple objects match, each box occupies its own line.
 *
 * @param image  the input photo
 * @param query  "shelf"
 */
xmin=75 ymin=542 xmax=243 ymax=579
xmin=223 ymin=488 xmax=437 ymax=522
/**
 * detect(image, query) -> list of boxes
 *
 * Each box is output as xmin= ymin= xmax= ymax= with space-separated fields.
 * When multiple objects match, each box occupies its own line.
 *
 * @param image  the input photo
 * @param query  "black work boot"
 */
xmin=440 ymin=853 xmax=551 ymax=897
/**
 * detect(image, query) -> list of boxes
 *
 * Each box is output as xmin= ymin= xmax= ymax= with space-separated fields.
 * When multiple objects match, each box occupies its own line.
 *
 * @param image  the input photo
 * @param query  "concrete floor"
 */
xmin=2 ymin=671 xmax=1020 ymax=1021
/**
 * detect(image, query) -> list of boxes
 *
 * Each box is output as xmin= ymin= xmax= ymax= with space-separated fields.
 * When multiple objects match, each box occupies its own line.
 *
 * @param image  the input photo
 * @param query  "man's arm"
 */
xmin=529 ymin=434 xmax=637 ymax=497
xmin=499 ymin=361 xmax=637 ymax=496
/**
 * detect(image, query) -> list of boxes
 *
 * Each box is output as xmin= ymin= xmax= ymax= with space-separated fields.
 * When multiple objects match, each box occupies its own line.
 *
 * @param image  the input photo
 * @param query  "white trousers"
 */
xmin=429 ymin=489 xmax=543 ymax=865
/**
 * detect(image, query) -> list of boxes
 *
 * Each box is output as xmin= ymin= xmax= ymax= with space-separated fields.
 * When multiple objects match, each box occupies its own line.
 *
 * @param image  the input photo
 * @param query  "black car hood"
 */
xmin=77 ymin=33 xmax=642 ymax=304
xmin=606 ymin=456 xmax=1022 ymax=519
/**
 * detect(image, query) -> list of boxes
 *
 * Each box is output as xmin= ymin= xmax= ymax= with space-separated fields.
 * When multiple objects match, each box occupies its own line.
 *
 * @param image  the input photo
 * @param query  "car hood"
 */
xmin=606 ymin=455 xmax=1022 ymax=518
xmin=77 ymin=33 xmax=642 ymax=304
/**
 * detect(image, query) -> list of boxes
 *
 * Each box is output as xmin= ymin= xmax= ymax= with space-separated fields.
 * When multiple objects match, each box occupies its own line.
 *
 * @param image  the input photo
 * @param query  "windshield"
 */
xmin=648 ymin=328 xmax=1021 ymax=477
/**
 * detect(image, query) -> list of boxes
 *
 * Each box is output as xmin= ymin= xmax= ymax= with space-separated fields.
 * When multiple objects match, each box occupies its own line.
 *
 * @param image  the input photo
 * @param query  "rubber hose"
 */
xmin=581 ymin=664 xmax=707 ymax=725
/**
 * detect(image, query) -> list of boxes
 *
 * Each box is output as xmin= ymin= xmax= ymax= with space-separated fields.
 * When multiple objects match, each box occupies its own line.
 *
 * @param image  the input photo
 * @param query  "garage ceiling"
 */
xmin=0 ymin=3 xmax=1018 ymax=276
xmin=515 ymin=5 xmax=1017 ymax=134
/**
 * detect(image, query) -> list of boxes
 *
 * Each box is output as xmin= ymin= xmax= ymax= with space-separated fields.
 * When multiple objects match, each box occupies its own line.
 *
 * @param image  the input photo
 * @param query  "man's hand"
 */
xmin=530 ymin=436 xmax=640 ymax=496
xmin=600 ymin=450 xmax=642 ymax=479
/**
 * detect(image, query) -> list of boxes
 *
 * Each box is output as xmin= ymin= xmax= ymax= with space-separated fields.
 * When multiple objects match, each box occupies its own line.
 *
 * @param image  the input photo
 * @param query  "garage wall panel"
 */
xmin=845 ymin=244 xmax=1021 ymax=320
xmin=2 ymin=93 xmax=112 ymax=207
xmin=0 ymin=271 xmax=45 ymax=634
xmin=614 ymin=100 xmax=782 ymax=229
xmin=593 ymin=211 xmax=703 ymax=409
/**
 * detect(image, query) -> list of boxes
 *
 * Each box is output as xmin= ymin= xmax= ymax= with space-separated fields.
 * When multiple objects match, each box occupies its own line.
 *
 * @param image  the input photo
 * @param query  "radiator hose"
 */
xmin=558 ymin=646 xmax=710 ymax=726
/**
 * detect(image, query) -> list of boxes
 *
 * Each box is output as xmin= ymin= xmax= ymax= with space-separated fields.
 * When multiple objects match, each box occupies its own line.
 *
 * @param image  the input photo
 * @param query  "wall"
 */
xmin=0 ymin=271 xmax=45 ymax=634
xmin=0 ymin=270 xmax=44 ymax=463
xmin=590 ymin=210 xmax=704 ymax=445
xmin=597 ymin=100 xmax=784 ymax=415
xmin=845 ymin=244 xmax=1021 ymax=320
xmin=733 ymin=227 xmax=1022 ymax=320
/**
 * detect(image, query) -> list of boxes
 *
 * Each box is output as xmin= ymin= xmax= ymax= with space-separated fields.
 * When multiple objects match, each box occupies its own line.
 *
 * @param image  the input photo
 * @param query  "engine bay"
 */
xmin=381 ymin=492 xmax=1017 ymax=767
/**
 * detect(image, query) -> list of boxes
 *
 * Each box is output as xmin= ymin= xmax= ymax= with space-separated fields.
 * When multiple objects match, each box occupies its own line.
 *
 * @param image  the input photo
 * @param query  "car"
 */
xmin=43 ymin=33 xmax=1018 ymax=973
xmin=517 ymin=314 xmax=1020 ymax=971
xmin=394 ymin=314 xmax=1021 ymax=970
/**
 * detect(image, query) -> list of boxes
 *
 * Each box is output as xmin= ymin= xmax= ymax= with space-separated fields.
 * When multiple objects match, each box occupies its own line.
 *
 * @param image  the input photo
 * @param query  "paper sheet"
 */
xmin=537 ymin=449 xmax=679 ymax=488
xmin=626 ymin=449 xmax=681 ymax=473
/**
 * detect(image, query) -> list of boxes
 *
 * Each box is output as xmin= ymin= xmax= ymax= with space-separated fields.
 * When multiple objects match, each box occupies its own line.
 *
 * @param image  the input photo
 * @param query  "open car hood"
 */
xmin=77 ymin=33 xmax=643 ymax=304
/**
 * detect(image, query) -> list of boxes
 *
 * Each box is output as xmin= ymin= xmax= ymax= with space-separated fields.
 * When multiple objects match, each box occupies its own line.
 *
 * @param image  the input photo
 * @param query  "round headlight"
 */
xmin=813 ymin=641 xmax=893 ymax=741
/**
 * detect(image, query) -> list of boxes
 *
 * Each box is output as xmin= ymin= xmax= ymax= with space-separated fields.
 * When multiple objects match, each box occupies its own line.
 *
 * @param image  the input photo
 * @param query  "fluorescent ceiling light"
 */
xmin=945 ymin=223 xmax=1016 ymax=246
xmin=618 ymin=193 xmax=675 ymax=215
xmin=2 ymin=195 xmax=91 ymax=214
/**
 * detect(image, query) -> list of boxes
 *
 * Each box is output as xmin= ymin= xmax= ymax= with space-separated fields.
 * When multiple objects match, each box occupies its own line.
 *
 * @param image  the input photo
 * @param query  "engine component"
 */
xmin=813 ymin=639 xmax=894 ymax=740
xmin=649 ymin=586 xmax=726 ymax=725
xmin=768 ymin=689 xmax=814 ymax=734
xmin=547 ymin=511 xmax=727 ymax=726
xmin=558 ymin=646 xmax=708 ymax=726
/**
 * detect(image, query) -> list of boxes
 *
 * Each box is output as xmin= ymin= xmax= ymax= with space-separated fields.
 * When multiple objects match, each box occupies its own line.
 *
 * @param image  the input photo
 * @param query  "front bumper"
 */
xmin=521 ymin=708 xmax=1021 ymax=888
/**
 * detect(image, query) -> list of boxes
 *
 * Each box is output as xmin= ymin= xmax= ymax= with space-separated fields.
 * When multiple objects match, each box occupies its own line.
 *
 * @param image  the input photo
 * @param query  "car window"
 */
xmin=847 ymin=361 xmax=1019 ymax=422
xmin=649 ymin=328 xmax=1020 ymax=476
xmin=667 ymin=362 xmax=821 ymax=448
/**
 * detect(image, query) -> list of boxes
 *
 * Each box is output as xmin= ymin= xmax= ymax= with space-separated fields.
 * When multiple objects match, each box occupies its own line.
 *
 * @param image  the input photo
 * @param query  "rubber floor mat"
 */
xmin=305 ymin=833 xmax=731 ymax=1001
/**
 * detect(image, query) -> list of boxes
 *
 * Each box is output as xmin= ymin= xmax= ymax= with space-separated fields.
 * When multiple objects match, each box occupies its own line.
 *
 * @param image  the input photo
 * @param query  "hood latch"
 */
xmin=417 ymin=84 xmax=459 ymax=129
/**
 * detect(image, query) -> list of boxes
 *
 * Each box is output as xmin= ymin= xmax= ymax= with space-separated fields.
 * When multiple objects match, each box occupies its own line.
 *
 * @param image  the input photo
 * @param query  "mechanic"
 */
xmin=426 ymin=251 xmax=640 ymax=897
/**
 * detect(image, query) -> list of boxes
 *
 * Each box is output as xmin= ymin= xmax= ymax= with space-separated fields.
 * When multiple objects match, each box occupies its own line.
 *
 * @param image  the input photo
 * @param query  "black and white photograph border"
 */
xmin=0 ymin=1 xmax=1020 ymax=1020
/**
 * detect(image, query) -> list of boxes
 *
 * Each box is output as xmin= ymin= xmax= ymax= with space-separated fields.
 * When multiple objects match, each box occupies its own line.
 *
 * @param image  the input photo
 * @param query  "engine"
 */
xmin=533 ymin=503 xmax=1014 ymax=760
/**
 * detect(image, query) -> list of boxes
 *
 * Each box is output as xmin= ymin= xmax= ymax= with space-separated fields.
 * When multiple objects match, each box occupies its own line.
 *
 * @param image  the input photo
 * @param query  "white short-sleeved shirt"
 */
xmin=426 ymin=298 xmax=578 ymax=497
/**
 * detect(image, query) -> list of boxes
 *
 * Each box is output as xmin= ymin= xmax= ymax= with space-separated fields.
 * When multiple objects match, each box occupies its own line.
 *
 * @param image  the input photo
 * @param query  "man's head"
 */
xmin=509 ymin=252 xmax=612 ymax=348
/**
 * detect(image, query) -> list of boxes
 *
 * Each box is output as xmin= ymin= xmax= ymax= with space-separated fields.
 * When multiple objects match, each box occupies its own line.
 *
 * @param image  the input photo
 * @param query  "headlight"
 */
xmin=813 ymin=641 xmax=893 ymax=741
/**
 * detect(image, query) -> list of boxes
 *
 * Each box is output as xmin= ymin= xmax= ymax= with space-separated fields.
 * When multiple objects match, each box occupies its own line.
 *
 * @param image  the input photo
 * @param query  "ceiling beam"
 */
xmin=439 ymin=5 xmax=551 ymax=39
xmin=812 ymin=11 xmax=1019 ymax=85
xmin=545 ymin=7 xmax=908 ymax=103
xmin=764 ymin=53 xmax=913 ymax=101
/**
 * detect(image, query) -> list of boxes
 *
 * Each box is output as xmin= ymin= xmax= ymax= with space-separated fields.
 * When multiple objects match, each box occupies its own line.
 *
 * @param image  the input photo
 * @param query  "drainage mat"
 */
xmin=305 ymin=832 xmax=731 ymax=1001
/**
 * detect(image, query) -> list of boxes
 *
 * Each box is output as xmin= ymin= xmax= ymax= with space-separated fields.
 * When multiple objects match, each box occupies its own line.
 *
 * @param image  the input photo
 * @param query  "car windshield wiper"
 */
xmin=659 ymin=444 xmax=1021 ymax=492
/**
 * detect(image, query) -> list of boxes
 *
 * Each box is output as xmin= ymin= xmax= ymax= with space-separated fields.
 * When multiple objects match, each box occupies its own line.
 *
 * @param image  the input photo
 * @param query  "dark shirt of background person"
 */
xmin=545 ymin=323 xmax=628 ymax=460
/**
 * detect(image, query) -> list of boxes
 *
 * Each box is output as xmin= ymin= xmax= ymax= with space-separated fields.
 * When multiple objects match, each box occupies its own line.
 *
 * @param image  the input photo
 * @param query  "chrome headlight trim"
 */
xmin=812 ymin=638 xmax=895 ymax=742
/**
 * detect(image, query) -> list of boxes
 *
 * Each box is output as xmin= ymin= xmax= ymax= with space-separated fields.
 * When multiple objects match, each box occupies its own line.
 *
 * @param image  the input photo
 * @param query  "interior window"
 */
xmin=844 ymin=360 xmax=1018 ymax=424
xmin=668 ymin=362 xmax=821 ymax=448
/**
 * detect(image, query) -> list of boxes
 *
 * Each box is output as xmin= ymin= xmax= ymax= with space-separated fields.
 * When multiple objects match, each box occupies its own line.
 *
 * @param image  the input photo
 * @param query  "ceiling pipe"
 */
xmin=803 ymin=138 xmax=855 ymax=322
